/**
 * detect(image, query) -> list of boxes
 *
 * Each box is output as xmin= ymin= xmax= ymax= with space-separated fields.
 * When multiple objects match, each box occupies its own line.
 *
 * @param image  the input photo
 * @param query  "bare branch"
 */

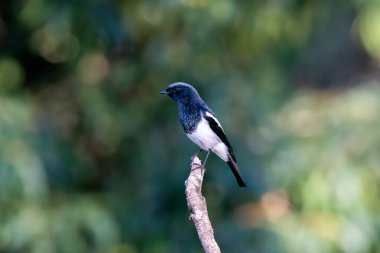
xmin=185 ymin=155 xmax=221 ymax=253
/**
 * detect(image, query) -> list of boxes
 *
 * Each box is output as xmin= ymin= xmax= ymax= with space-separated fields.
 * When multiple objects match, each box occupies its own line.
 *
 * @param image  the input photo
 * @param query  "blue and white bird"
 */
xmin=160 ymin=82 xmax=247 ymax=187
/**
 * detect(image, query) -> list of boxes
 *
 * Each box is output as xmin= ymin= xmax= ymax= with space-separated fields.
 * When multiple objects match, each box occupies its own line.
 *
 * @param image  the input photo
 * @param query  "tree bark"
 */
xmin=185 ymin=155 xmax=221 ymax=253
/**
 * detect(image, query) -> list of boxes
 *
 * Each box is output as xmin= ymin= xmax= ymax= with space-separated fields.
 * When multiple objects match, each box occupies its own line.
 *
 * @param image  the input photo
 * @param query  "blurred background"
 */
xmin=1 ymin=0 xmax=380 ymax=252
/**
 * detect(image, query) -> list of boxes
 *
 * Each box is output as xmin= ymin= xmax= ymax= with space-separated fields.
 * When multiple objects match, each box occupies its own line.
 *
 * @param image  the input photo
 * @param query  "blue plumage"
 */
xmin=160 ymin=82 xmax=247 ymax=187
xmin=163 ymin=83 xmax=208 ymax=133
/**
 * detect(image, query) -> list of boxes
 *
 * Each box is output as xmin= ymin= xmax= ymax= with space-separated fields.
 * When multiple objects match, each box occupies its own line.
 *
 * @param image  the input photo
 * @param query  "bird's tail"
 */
xmin=227 ymin=154 xmax=247 ymax=187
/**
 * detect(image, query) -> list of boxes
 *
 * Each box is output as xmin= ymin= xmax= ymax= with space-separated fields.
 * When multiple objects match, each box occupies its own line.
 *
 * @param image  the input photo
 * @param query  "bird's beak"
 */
xmin=160 ymin=90 xmax=168 ymax=95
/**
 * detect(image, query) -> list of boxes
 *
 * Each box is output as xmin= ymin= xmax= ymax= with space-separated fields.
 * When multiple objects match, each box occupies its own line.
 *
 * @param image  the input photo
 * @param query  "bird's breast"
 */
xmin=178 ymin=104 xmax=202 ymax=134
xmin=186 ymin=118 xmax=228 ymax=161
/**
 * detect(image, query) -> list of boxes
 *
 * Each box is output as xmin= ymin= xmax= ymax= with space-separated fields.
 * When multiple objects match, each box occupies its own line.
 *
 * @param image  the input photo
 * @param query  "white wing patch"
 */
xmin=205 ymin=111 xmax=224 ymax=131
xmin=186 ymin=114 xmax=229 ymax=161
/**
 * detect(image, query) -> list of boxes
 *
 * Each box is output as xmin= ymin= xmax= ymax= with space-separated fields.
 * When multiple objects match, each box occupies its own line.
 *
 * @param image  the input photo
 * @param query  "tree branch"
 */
xmin=185 ymin=155 xmax=221 ymax=253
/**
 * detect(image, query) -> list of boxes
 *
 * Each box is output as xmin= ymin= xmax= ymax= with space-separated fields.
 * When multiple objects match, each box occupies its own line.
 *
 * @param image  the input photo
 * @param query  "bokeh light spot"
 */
xmin=78 ymin=53 xmax=109 ymax=85
xmin=30 ymin=23 xmax=80 ymax=64
xmin=0 ymin=58 xmax=24 ymax=92
xmin=359 ymin=7 xmax=380 ymax=60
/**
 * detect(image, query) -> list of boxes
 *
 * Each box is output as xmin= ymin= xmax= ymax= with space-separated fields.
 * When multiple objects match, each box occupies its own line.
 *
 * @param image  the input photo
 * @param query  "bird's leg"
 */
xmin=202 ymin=150 xmax=211 ymax=168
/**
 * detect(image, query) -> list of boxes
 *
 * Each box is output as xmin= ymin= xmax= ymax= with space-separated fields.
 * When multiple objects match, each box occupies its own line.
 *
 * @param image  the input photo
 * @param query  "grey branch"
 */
xmin=185 ymin=155 xmax=221 ymax=253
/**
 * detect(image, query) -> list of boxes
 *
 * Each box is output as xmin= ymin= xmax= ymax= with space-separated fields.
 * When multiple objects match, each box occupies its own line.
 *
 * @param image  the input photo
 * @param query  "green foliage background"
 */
xmin=1 ymin=0 xmax=380 ymax=252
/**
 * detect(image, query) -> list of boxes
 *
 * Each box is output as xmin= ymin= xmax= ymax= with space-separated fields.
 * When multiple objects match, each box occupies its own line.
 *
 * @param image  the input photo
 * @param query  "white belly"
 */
xmin=186 ymin=118 xmax=229 ymax=161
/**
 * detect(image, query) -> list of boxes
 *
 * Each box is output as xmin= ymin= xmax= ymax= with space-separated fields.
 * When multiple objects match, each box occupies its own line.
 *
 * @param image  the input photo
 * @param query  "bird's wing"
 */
xmin=203 ymin=111 xmax=237 ymax=162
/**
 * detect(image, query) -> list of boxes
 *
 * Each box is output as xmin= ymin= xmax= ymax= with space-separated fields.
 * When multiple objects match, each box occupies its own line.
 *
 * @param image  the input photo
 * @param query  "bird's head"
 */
xmin=160 ymin=82 xmax=200 ymax=104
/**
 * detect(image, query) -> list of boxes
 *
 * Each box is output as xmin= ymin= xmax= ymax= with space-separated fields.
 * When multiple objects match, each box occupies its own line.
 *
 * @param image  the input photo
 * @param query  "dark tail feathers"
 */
xmin=227 ymin=155 xmax=247 ymax=187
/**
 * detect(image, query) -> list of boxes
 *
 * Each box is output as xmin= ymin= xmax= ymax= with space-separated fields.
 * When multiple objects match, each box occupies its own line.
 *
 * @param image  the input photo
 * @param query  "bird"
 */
xmin=160 ymin=82 xmax=247 ymax=187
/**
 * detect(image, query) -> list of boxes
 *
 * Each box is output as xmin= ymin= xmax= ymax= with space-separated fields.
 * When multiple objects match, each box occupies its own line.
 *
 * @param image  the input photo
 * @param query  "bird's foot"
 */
xmin=190 ymin=155 xmax=203 ymax=171
xmin=190 ymin=149 xmax=209 ymax=170
xmin=202 ymin=150 xmax=211 ymax=168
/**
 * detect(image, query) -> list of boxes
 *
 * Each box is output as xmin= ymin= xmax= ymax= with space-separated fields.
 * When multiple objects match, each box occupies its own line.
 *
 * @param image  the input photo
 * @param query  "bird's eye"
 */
xmin=174 ymin=87 xmax=180 ymax=92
